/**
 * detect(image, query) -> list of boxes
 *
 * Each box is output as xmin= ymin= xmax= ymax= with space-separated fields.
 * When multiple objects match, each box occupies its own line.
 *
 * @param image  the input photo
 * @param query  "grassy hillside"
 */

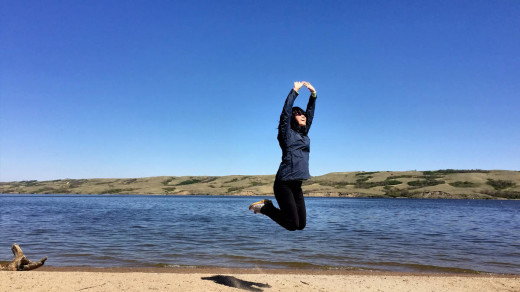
xmin=1 ymin=170 xmax=519 ymax=199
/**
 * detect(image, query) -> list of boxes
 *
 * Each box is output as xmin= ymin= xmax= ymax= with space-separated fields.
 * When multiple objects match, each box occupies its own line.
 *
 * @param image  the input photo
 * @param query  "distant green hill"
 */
xmin=1 ymin=170 xmax=519 ymax=199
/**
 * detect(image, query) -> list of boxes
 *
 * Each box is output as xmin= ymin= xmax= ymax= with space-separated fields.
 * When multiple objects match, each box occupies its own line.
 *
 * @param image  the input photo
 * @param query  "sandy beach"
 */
xmin=1 ymin=267 xmax=519 ymax=292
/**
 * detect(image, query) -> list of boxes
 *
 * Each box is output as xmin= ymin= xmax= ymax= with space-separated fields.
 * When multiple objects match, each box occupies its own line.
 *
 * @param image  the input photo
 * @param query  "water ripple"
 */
xmin=0 ymin=195 xmax=519 ymax=274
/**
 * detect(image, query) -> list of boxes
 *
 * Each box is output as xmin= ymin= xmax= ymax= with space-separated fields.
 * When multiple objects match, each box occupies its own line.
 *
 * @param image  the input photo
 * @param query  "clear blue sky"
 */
xmin=1 ymin=0 xmax=519 ymax=181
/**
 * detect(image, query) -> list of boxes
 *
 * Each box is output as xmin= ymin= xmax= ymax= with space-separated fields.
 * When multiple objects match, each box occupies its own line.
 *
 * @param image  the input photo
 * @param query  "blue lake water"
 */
xmin=0 ymin=195 xmax=519 ymax=274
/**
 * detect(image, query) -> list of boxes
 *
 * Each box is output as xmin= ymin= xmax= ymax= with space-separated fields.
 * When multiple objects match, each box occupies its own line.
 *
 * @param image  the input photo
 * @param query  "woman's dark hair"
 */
xmin=291 ymin=106 xmax=306 ymax=132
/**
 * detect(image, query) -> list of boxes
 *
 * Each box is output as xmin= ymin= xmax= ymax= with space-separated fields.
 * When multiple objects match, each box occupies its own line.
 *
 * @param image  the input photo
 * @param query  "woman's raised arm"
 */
xmin=303 ymin=82 xmax=317 ymax=133
xmin=278 ymin=82 xmax=303 ymax=141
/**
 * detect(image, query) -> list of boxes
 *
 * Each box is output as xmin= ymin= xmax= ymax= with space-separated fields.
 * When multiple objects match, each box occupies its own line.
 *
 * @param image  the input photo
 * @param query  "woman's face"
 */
xmin=295 ymin=112 xmax=306 ymax=126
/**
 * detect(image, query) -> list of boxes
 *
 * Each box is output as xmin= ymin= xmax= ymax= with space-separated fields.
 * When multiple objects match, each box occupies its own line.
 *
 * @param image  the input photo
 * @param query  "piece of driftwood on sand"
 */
xmin=0 ymin=244 xmax=47 ymax=271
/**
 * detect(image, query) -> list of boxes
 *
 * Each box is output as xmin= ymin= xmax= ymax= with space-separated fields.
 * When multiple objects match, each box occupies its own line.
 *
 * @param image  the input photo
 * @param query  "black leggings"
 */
xmin=262 ymin=179 xmax=306 ymax=231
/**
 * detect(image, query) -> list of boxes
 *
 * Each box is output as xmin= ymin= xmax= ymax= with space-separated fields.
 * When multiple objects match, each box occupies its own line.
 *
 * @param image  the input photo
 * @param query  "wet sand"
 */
xmin=1 ymin=267 xmax=519 ymax=291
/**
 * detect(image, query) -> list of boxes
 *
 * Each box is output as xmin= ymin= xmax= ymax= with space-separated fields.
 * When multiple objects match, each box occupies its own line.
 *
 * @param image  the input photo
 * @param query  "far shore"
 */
xmin=1 ymin=169 xmax=519 ymax=199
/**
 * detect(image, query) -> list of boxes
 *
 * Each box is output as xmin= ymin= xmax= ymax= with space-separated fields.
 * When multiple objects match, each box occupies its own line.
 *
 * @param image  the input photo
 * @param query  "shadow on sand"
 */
xmin=201 ymin=275 xmax=271 ymax=292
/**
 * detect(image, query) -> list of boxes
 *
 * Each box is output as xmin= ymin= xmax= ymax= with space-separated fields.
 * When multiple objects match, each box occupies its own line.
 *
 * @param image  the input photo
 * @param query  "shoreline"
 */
xmin=37 ymin=265 xmax=520 ymax=277
xmin=2 ymin=193 xmax=520 ymax=201
xmin=2 ymin=266 xmax=519 ymax=291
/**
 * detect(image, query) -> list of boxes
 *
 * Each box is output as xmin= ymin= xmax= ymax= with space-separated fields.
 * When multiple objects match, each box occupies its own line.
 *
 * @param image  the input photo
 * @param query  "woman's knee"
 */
xmin=286 ymin=224 xmax=305 ymax=231
xmin=285 ymin=219 xmax=299 ymax=231
xmin=286 ymin=219 xmax=306 ymax=231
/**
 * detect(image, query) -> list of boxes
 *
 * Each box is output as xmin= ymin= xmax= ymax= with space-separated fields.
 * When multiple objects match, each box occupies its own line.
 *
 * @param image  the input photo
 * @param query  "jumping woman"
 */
xmin=249 ymin=81 xmax=317 ymax=231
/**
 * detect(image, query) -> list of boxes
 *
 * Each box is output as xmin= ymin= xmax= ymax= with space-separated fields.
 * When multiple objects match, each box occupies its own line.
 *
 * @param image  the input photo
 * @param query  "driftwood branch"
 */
xmin=0 ymin=244 xmax=47 ymax=271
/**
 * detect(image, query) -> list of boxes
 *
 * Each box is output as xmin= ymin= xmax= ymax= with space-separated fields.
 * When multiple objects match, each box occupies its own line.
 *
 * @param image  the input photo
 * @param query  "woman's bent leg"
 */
xmin=261 ymin=179 xmax=302 ymax=231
